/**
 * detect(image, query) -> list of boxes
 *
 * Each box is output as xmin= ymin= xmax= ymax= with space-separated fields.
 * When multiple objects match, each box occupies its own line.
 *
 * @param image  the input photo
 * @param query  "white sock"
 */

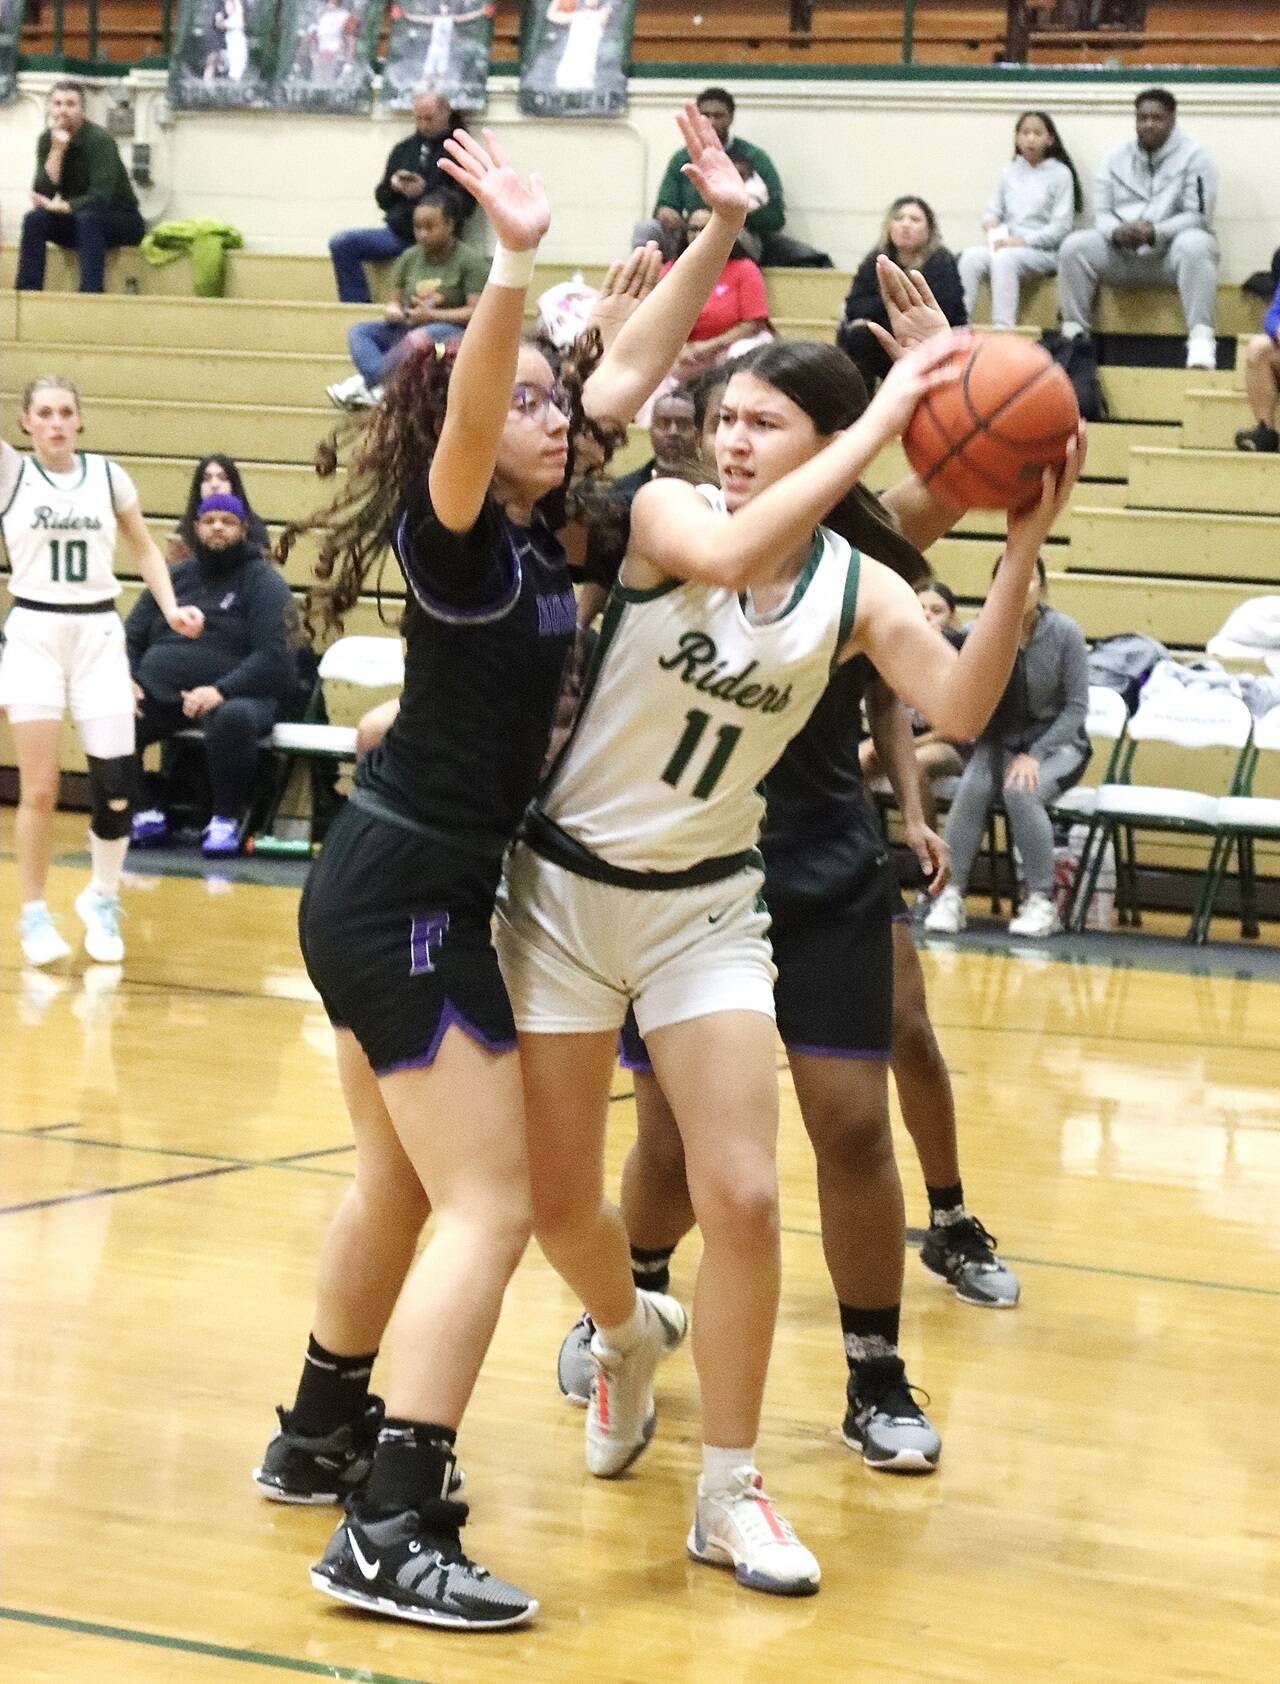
xmin=702 ymin=1444 xmax=756 ymax=1492
xmin=88 ymin=833 xmax=129 ymax=898
xmin=596 ymin=1296 xmax=645 ymax=1356
xmin=22 ymin=899 xmax=49 ymax=917
xmin=1060 ymin=320 xmax=1086 ymax=340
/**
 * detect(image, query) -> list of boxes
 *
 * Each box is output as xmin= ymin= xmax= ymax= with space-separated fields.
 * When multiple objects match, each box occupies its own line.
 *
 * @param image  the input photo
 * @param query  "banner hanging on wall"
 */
xmin=169 ymin=0 xmax=278 ymax=110
xmin=518 ymin=0 xmax=635 ymax=120
xmin=0 ymin=0 xmax=26 ymax=105
xmin=273 ymin=0 xmax=387 ymax=113
xmin=382 ymin=1 xmax=495 ymax=113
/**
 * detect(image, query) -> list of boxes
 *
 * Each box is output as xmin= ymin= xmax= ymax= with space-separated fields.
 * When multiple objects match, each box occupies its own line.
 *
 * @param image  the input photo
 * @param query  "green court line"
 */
xmin=780 ymin=1222 xmax=1280 ymax=1299
xmin=0 ymin=1606 xmax=435 ymax=1682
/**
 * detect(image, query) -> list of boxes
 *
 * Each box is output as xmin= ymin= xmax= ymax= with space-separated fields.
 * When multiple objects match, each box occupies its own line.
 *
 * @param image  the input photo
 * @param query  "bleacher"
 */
xmin=2 ymin=244 xmax=1278 ymax=886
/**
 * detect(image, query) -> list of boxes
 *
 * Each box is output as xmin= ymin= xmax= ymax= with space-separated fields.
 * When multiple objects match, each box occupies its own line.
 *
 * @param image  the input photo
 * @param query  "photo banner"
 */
xmin=382 ymin=1 xmax=495 ymax=113
xmin=273 ymin=0 xmax=387 ymax=113
xmin=518 ymin=0 xmax=635 ymax=120
xmin=169 ymin=0 xmax=278 ymax=110
xmin=0 ymin=0 xmax=26 ymax=105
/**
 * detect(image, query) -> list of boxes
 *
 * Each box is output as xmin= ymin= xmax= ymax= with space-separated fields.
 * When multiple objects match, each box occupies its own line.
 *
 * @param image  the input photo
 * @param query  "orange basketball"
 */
xmin=903 ymin=331 xmax=1080 ymax=511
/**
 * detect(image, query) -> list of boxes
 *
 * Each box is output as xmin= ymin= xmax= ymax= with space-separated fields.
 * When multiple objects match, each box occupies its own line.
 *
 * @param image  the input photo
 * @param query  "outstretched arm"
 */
xmin=431 ymin=128 xmax=550 ymax=533
xmin=118 ymin=504 xmax=204 ymax=638
xmin=582 ymin=102 xmax=748 ymax=426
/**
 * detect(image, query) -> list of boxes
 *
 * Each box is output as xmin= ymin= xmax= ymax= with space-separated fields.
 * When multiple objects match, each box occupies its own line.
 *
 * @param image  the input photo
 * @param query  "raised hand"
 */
xmin=586 ymin=242 xmax=663 ymax=352
xmin=1007 ymin=423 xmax=1087 ymax=553
xmin=676 ymin=101 xmax=748 ymax=225
xmin=438 ymin=127 xmax=550 ymax=253
xmin=862 ymin=331 xmax=964 ymax=447
xmin=864 ymin=255 xmax=950 ymax=363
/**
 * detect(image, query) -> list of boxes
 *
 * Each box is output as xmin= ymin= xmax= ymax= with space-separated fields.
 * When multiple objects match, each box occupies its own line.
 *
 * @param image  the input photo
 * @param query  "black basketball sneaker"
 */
xmin=253 ymin=1398 xmax=385 ymax=1505
xmin=311 ymin=1498 xmax=538 ymax=1630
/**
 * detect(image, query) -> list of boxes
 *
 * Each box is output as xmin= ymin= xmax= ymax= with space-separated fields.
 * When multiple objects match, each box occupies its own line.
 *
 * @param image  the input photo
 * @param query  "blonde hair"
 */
xmin=879 ymin=196 xmax=942 ymax=264
xmin=21 ymin=374 xmax=83 ymax=415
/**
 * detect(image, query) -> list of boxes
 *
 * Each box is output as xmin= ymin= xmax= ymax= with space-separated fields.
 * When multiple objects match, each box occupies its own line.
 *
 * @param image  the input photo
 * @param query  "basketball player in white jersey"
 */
xmin=496 ymin=336 xmax=1081 ymax=1594
xmin=0 ymin=377 xmax=203 ymax=967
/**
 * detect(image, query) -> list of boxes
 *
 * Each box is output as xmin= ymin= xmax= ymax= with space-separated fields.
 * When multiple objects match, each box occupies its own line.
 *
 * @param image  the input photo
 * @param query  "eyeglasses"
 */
xmin=511 ymin=382 xmax=571 ymax=422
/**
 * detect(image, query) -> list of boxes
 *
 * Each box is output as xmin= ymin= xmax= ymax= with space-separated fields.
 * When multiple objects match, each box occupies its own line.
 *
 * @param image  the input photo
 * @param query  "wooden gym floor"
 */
xmin=2 ymin=817 xmax=1278 ymax=1684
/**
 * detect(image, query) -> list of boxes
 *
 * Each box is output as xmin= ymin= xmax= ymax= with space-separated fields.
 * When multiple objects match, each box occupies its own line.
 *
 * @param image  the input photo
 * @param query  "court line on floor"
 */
xmin=783 ymin=1222 xmax=1280 ymax=1299
xmin=0 ymin=1605 xmax=435 ymax=1684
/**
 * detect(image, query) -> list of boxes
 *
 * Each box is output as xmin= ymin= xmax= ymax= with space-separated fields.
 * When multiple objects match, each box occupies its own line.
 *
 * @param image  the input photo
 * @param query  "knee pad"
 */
xmin=87 ymin=754 xmax=137 ymax=840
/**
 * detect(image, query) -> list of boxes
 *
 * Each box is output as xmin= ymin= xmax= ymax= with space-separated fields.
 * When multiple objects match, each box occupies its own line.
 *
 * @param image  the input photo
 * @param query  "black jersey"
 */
xmin=759 ymin=654 xmax=885 ymax=902
xmin=357 ymin=478 xmax=577 ymax=855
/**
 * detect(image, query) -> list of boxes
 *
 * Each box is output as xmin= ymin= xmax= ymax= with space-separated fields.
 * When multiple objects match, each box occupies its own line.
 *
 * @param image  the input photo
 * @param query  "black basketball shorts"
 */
xmin=619 ymin=850 xmax=904 ymax=1071
xmin=299 ymin=803 xmax=517 ymax=1077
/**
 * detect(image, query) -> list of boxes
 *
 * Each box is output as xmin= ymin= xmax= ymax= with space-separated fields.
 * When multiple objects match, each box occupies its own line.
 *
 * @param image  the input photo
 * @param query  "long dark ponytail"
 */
xmin=736 ymin=339 xmax=931 ymax=587
xmin=1016 ymin=110 xmax=1084 ymax=215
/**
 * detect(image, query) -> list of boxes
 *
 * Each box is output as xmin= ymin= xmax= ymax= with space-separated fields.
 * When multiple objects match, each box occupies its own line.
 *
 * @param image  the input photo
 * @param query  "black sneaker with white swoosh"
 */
xmin=310 ymin=1498 xmax=538 ymax=1630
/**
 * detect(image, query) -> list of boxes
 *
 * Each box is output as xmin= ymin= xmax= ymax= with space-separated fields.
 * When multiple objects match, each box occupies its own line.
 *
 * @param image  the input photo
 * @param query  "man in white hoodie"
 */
xmin=1057 ymin=88 xmax=1219 ymax=370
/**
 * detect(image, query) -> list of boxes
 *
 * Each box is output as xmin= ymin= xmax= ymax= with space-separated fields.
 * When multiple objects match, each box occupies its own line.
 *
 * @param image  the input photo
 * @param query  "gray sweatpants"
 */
xmin=957 ymin=243 xmax=1059 ymax=328
xmin=1056 ymin=227 xmax=1219 ymax=334
xmin=944 ymin=740 xmax=1089 ymax=899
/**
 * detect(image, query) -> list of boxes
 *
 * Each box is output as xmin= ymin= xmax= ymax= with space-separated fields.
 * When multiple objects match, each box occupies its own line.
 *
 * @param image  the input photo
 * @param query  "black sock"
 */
xmin=926 ymin=1181 xmax=966 ymax=1227
xmin=289 ymin=1335 xmax=377 ymax=1435
xmin=839 ymin=1303 xmax=901 ymax=1370
xmin=360 ymin=1420 xmax=459 ymax=1520
xmin=631 ymin=1244 xmax=676 ymax=1295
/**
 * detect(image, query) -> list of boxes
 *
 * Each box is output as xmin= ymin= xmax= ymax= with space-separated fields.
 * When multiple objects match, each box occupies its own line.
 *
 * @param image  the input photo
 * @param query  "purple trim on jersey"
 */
xmin=372 ymin=998 xmax=517 ymax=1077
xmin=782 ymin=1040 xmax=890 ymax=1061
xmin=393 ymin=511 xmax=522 ymax=626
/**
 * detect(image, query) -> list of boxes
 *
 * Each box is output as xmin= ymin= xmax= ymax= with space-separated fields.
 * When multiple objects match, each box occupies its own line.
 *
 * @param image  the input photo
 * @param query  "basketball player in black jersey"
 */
xmin=250 ymin=111 xmax=756 ymax=1629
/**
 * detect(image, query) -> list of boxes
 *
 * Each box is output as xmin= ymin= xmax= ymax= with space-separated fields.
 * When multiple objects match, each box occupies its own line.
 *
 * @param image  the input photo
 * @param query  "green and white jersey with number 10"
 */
xmin=542 ymin=486 xmax=861 ymax=874
xmin=0 ymin=452 xmax=136 ymax=606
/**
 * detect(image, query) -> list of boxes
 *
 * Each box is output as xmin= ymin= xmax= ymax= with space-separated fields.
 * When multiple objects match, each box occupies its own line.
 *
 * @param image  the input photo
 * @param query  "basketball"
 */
xmin=903 ymin=331 xmax=1080 ymax=511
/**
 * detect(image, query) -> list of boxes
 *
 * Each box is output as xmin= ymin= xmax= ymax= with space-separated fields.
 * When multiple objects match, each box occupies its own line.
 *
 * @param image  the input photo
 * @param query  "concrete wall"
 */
xmin=2 ymin=69 xmax=1278 ymax=277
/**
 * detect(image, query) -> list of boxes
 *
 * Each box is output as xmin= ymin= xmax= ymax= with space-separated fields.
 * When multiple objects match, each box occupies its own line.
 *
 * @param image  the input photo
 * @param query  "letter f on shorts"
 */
xmin=409 ymin=912 xmax=450 ymax=976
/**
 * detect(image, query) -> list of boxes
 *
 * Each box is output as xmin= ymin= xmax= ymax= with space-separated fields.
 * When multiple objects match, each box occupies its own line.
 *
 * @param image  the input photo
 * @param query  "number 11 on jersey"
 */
xmin=661 ymin=709 xmax=743 ymax=802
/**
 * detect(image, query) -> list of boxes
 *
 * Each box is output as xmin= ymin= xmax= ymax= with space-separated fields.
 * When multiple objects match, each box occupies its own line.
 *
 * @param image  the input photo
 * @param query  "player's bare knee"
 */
xmin=692 ymin=1162 xmax=779 ymax=1245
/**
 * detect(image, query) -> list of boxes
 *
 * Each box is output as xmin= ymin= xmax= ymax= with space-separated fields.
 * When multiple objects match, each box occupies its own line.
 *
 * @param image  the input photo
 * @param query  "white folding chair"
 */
xmin=1190 ymin=705 xmax=1280 ymax=943
xmin=252 ymin=636 xmax=405 ymax=843
xmin=1069 ymin=684 xmax=1253 ymax=934
xmin=1048 ymin=684 xmax=1131 ymax=825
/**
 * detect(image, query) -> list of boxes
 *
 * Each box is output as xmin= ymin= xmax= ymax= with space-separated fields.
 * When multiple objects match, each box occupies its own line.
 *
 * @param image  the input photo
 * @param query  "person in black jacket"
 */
xmin=328 ymin=90 xmax=470 ymax=303
xmin=126 ymin=494 xmax=298 ymax=856
xmin=166 ymin=454 xmax=271 ymax=564
xmin=837 ymin=196 xmax=967 ymax=392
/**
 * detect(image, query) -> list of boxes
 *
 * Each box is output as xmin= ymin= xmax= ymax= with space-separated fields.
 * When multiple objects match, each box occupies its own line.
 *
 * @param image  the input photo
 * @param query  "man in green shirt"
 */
xmin=17 ymin=80 xmax=145 ymax=293
xmin=327 ymin=193 xmax=489 ymax=408
xmin=633 ymin=85 xmax=829 ymax=268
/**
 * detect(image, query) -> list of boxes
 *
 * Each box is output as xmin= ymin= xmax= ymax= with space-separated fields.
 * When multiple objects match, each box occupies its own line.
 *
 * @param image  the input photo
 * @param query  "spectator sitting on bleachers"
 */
xmin=326 ymin=193 xmax=488 ymax=410
xmin=167 ymin=455 xmax=271 ymax=565
xmin=15 ymin=81 xmax=145 ymax=295
xmin=128 ymin=495 xmax=298 ymax=858
xmin=1235 ymin=271 xmax=1280 ymax=454
xmin=924 ymin=558 xmax=1090 ymax=941
xmin=612 ymin=388 xmax=700 ymax=499
xmin=632 ymin=85 xmax=830 ymax=268
xmin=664 ymin=207 xmax=774 ymax=384
xmin=1057 ymin=88 xmax=1219 ymax=371
xmin=838 ymin=197 xmax=967 ymax=393
xmin=860 ymin=579 xmax=970 ymax=828
xmin=958 ymin=111 xmax=1082 ymax=330
xmin=327 ymin=89 xmax=469 ymax=304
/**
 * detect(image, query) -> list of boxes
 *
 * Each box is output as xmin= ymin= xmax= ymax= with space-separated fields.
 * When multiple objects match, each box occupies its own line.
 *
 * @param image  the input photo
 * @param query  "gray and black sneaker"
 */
xmin=921 ymin=1216 xmax=1021 ymax=1308
xmin=253 ymin=1398 xmax=384 ymax=1505
xmin=1235 ymin=421 xmax=1280 ymax=454
xmin=557 ymin=1312 xmax=595 ymax=1406
xmin=311 ymin=1499 xmax=537 ymax=1630
xmin=841 ymin=1357 xmax=941 ymax=1474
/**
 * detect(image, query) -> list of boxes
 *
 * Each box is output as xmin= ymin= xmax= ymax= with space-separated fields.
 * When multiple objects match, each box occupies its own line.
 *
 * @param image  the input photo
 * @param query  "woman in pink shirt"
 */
xmin=667 ymin=206 xmax=773 ymax=381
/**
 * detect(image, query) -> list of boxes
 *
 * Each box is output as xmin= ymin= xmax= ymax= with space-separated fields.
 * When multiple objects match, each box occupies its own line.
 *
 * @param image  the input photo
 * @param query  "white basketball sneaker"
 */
xmin=75 ymin=885 xmax=125 ymax=964
xmin=1008 ymin=892 xmax=1060 ymax=938
xmin=687 ymin=1467 xmax=820 ymax=1596
xmin=585 ymin=1290 xmax=687 ymax=1478
xmin=19 ymin=904 xmax=71 ymax=968
xmin=924 ymin=884 xmax=966 ymax=934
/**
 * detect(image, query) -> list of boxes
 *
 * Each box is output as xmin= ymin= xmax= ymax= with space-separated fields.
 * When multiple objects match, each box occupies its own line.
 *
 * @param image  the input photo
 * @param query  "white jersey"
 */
xmin=542 ymin=489 xmax=860 ymax=873
xmin=555 ymin=8 xmax=606 ymax=90
xmin=0 ymin=451 xmax=137 ymax=607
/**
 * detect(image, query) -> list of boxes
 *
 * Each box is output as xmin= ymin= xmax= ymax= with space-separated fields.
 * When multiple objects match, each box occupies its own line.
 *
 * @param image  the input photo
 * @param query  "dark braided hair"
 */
xmin=283 ymin=328 xmax=607 ymax=640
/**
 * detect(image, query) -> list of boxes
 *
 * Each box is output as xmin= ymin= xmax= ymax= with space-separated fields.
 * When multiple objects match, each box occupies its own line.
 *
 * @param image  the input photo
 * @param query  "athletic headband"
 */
xmin=198 ymin=493 xmax=247 ymax=519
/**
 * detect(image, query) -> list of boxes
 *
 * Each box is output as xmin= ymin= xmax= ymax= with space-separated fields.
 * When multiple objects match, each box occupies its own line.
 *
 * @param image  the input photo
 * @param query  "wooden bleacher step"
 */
xmin=1128 ymin=447 xmax=1280 ymax=515
xmin=1071 ymin=506 xmax=1280 ymax=581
